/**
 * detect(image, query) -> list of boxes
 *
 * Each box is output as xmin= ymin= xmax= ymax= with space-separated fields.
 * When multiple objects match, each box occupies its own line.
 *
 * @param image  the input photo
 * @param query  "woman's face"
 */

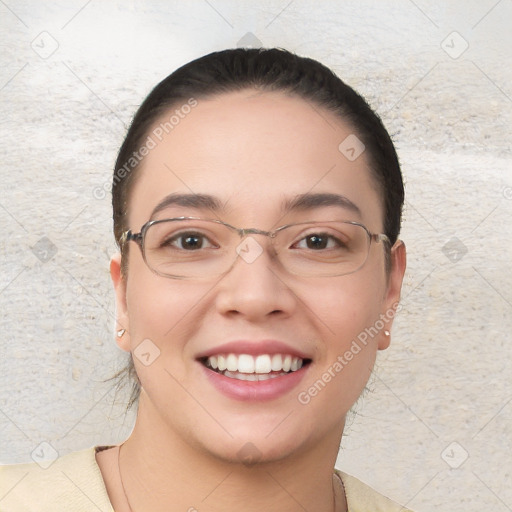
xmin=112 ymin=90 xmax=405 ymax=463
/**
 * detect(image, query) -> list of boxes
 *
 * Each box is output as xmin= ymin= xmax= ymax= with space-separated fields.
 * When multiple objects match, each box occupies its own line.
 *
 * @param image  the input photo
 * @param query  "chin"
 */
xmin=190 ymin=417 xmax=323 ymax=468
xmin=200 ymin=438 xmax=301 ymax=467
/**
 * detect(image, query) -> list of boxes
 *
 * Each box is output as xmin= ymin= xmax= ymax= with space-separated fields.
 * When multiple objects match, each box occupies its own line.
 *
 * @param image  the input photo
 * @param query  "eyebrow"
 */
xmin=150 ymin=193 xmax=224 ymax=218
xmin=283 ymin=192 xmax=362 ymax=217
xmin=150 ymin=192 xmax=361 ymax=219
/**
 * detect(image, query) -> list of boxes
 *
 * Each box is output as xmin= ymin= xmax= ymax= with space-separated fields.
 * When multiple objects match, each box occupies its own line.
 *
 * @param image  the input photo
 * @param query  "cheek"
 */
xmin=124 ymin=266 xmax=213 ymax=377
xmin=295 ymin=269 xmax=386 ymax=407
xmin=314 ymin=283 xmax=382 ymax=386
xmin=126 ymin=250 xmax=201 ymax=332
xmin=306 ymin=267 xmax=387 ymax=343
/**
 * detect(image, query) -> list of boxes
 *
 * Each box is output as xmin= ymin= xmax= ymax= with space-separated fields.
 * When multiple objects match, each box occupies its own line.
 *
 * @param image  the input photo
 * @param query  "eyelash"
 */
xmin=292 ymin=232 xmax=345 ymax=250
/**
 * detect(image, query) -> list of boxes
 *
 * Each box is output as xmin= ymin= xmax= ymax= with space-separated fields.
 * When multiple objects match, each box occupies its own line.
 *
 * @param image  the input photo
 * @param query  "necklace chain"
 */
xmin=117 ymin=443 xmax=134 ymax=512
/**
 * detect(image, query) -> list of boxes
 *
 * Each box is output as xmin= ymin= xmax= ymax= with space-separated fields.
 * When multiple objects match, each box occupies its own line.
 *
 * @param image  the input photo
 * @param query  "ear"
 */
xmin=110 ymin=252 xmax=131 ymax=353
xmin=378 ymin=240 xmax=406 ymax=350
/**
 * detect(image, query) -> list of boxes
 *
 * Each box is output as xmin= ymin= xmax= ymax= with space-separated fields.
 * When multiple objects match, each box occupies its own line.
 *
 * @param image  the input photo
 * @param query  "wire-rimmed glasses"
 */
xmin=121 ymin=217 xmax=390 ymax=279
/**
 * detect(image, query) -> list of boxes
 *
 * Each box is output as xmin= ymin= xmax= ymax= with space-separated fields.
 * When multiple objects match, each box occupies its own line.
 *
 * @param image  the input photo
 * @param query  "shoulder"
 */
xmin=0 ymin=447 xmax=113 ymax=512
xmin=337 ymin=470 xmax=413 ymax=512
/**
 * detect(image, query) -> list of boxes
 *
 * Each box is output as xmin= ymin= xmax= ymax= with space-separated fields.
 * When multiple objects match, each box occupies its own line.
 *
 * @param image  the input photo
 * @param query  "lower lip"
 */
xmin=201 ymin=363 xmax=309 ymax=401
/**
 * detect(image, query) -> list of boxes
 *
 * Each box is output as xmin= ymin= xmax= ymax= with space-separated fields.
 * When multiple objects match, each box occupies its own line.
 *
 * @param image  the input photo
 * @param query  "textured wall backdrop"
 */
xmin=0 ymin=1 xmax=511 ymax=511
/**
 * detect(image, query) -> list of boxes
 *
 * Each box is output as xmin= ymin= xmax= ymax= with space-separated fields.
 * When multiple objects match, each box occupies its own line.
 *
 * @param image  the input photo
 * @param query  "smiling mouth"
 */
xmin=200 ymin=353 xmax=311 ymax=381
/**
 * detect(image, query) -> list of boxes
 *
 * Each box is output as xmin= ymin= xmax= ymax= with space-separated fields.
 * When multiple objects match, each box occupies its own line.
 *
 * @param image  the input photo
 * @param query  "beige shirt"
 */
xmin=0 ymin=448 xmax=412 ymax=511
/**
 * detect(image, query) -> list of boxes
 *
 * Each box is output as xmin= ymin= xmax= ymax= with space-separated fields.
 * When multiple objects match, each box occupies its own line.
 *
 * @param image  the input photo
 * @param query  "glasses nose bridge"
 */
xmin=237 ymin=226 xmax=275 ymax=239
xmin=234 ymin=226 xmax=280 ymax=259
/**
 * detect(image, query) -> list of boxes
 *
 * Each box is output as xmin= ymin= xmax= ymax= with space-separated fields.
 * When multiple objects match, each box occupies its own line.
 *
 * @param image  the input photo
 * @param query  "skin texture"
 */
xmin=100 ymin=90 xmax=406 ymax=512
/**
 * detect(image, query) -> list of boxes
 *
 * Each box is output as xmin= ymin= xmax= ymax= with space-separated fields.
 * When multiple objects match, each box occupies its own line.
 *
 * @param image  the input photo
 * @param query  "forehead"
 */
xmin=129 ymin=90 xmax=383 ymax=228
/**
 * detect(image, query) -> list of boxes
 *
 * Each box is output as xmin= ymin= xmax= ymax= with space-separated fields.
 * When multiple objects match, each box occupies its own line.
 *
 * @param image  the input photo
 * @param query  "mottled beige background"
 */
xmin=0 ymin=1 xmax=511 ymax=510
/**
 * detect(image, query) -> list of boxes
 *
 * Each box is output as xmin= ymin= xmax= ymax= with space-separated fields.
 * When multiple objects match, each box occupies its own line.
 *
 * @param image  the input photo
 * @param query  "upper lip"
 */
xmin=195 ymin=340 xmax=311 ymax=360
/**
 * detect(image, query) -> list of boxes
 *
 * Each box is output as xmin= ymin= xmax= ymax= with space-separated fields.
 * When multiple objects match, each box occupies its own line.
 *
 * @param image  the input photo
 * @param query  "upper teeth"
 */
xmin=207 ymin=354 xmax=303 ymax=374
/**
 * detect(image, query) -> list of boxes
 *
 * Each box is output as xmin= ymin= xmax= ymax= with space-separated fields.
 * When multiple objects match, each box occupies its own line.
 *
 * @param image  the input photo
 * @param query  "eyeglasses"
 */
xmin=121 ymin=217 xmax=390 ymax=279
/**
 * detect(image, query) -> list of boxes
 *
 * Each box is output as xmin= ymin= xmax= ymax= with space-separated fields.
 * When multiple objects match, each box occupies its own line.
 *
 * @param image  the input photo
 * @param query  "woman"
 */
xmin=1 ymin=48 xmax=409 ymax=511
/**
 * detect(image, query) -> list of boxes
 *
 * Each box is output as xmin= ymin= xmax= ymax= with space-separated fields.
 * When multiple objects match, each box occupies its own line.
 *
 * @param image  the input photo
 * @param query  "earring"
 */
xmin=384 ymin=330 xmax=390 ymax=336
xmin=117 ymin=329 xmax=126 ymax=338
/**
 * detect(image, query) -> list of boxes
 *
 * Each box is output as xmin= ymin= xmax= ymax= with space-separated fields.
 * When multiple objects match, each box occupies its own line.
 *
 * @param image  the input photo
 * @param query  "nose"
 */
xmin=214 ymin=236 xmax=297 ymax=321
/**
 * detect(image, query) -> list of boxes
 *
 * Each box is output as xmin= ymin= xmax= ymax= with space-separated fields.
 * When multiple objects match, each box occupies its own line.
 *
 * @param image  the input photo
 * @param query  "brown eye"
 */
xmin=165 ymin=232 xmax=213 ymax=250
xmin=296 ymin=233 xmax=340 ymax=250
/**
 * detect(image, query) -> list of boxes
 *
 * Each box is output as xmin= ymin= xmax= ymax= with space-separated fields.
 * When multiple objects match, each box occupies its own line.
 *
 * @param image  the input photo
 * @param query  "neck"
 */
xmin=118 ymin=394 xmax=347 ymax=512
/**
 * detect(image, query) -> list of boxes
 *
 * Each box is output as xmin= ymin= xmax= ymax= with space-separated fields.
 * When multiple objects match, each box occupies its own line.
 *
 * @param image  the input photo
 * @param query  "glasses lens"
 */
xmin=143 ymin=219 xmax=235 ymax=278
xmin=277 ymin=221 xmax=371 ymax=277
xmin=141 ymin=219 xmax=371 ymax=278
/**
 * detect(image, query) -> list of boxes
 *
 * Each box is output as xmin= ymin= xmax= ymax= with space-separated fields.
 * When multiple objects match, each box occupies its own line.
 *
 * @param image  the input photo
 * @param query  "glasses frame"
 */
xmin=120 ymin=216 xmax=391 ymax=279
